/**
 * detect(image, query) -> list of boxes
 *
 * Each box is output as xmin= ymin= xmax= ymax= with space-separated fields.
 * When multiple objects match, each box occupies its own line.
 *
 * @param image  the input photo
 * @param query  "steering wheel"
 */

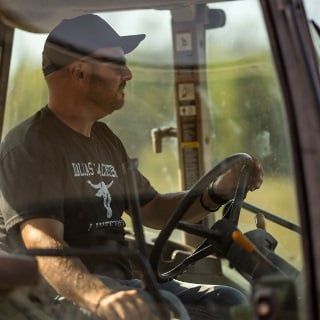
xmin=149 ymin=153 xmax=254 ymax=282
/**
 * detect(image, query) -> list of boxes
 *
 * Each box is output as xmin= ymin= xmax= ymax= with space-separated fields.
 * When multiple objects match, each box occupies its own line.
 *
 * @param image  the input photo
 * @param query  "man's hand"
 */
xmin=212 ymin=156 xmax=264 ymax=202
xmin=96 ymin=289 xmax=160 ymax=320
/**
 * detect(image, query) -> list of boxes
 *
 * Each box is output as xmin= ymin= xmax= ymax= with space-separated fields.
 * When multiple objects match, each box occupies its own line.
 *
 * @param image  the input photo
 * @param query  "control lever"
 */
xmin=151 ymin=127 xmax=177 ymax=153
xmin=255 ymin=212 xmax=266 ymax=230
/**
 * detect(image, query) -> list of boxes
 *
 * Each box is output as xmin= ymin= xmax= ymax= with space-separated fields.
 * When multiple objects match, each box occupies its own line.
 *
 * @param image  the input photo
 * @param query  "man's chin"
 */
xmin=115 ymin=99 xmax=125 ymax=110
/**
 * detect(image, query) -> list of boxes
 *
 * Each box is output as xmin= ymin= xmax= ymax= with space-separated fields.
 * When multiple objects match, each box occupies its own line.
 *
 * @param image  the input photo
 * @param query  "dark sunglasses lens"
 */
xmin=95 ymin=57 xmax=126 ymax=66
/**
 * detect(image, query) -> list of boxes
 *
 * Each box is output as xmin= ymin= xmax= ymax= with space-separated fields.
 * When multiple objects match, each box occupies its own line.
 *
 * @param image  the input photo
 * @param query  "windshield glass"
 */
xmin=1 ymin=0 xmax=305 ymax=319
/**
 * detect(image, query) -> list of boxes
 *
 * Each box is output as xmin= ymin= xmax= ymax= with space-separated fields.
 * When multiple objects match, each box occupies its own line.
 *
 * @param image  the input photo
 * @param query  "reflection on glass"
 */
xmin=3 ymin=1 xmax=305 ymax=318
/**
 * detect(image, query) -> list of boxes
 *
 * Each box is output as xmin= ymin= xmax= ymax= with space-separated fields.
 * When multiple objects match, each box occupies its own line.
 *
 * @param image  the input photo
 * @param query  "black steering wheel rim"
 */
xmin=149 ymin=153 xmax=253 ymax=282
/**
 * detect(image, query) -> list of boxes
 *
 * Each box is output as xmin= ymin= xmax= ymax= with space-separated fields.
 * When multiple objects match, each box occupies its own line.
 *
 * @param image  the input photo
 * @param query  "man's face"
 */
xmin=84 ymin=47 xmax=132 ymax=116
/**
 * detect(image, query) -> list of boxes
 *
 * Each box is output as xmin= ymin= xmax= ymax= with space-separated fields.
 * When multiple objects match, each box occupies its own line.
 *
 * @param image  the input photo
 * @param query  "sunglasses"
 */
xmin=83 ymin=55 xmax=127 ymax=66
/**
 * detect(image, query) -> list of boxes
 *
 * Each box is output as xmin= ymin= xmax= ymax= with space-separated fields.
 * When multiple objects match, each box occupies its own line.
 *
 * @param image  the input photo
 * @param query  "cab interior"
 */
xmin=0 ymin=0 xmax=319 ymax=319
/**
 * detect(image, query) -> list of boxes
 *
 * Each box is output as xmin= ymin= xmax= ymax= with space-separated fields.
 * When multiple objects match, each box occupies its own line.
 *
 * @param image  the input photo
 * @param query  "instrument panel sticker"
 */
xmin=179 ymin=105 xmax=196 ymax=116
xmin=178 ymin=83 xmax=195 ymax=101
xmin=182 ymin=147 xmax=200 ymax=188
xmin=176 ymin=32 xmax=192 ymax=51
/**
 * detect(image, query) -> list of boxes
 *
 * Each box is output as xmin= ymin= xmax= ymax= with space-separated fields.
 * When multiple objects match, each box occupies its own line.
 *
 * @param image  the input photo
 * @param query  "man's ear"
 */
xmin=69 ymin=61 xmax=85 ymax=81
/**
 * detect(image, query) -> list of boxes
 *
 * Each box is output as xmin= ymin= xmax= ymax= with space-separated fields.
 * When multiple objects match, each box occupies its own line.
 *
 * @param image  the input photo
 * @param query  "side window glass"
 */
xmin=3 ymin=30 xmax=47 ymax=137
xmin=205 ymin=0 xmax=304 ymax=310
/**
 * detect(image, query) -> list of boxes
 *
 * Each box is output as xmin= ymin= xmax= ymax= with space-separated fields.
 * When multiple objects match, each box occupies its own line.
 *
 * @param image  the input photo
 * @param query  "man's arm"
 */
xmin=20 ymin=218 xmax=158 ymax=319
xmin=141 ymin=157 xmax=264 ymax=229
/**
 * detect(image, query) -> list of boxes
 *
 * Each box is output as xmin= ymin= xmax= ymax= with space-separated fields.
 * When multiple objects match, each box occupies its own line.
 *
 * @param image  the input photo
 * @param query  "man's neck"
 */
xmin=48 ymin=104 xmax=94 ymax=137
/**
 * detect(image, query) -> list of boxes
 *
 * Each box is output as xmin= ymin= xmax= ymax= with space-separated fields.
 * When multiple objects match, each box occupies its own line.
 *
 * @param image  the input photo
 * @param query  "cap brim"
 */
xmin=121 ymin=34 xmax=146 ymax=54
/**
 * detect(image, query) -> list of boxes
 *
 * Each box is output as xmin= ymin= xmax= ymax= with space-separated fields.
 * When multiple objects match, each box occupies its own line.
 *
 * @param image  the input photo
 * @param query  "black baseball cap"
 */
xmin=42 ymin=14 xmax=146 ymax=76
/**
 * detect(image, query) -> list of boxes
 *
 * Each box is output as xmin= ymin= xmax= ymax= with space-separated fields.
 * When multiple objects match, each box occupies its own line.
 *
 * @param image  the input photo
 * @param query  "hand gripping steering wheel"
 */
xmin=149 ymin=153 xmax=254 ymax=282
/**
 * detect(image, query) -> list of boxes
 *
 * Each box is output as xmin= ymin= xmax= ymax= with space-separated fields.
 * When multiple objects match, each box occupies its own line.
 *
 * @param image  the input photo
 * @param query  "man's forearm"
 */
xmin=20 ymin=219 xmax=124 ymax=314
xmin=37 ymin=252 xmax=115 ymax=313
xmin=141 ymin=191 xmax=210 ymax=229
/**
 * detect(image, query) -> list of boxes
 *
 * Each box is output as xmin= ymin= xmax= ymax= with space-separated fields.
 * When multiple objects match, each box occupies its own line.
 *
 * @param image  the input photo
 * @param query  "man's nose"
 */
xmin=122 ymin=65 xmax=132 ymax=80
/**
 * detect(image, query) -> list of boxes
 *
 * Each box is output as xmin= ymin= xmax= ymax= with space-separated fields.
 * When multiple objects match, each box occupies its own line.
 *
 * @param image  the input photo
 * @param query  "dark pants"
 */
xmin=119 ymin=278 xmax=248 ymax=320
xmin=4 ymin=277 xmax=247 ymax=320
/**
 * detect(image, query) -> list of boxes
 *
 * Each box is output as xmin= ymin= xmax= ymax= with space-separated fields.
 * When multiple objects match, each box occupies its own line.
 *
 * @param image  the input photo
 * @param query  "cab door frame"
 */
xmin=261 ymin=0 xmax=320 ymax=318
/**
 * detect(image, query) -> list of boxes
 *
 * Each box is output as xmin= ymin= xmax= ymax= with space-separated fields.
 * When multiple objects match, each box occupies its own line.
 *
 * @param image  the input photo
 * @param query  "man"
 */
xmin=0 ymin=14 xmax=263 ymax=320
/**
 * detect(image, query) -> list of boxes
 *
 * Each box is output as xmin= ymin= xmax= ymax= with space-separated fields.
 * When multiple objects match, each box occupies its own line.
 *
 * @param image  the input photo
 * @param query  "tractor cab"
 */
xmin=0 ymin=0 xmax=319 ymax=319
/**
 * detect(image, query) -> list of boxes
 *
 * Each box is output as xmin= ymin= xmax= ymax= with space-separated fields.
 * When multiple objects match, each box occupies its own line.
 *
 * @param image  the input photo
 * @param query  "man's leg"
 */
xmin=159 ymin=279 xmax=248 ymax=320
xmin=121 ymin=278 xmax=247 ymax=320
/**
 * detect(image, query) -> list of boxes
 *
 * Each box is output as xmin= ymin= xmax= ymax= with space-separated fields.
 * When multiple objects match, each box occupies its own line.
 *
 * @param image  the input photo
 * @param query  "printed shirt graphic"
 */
xmin=67 ymin=156 xmax=127 ymax=244
xmin=87 ymin=180 xmax=114 ymax=218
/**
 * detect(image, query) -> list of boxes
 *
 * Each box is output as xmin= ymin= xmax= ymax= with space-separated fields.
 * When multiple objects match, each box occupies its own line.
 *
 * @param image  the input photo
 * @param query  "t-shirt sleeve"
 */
xmin=0 ymin=140 xmax=64 ymax=232
xmin=134 ymin=167 xmax=158 ymax=206
xmin=106 ymin=126 xmax=158 ymax=207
